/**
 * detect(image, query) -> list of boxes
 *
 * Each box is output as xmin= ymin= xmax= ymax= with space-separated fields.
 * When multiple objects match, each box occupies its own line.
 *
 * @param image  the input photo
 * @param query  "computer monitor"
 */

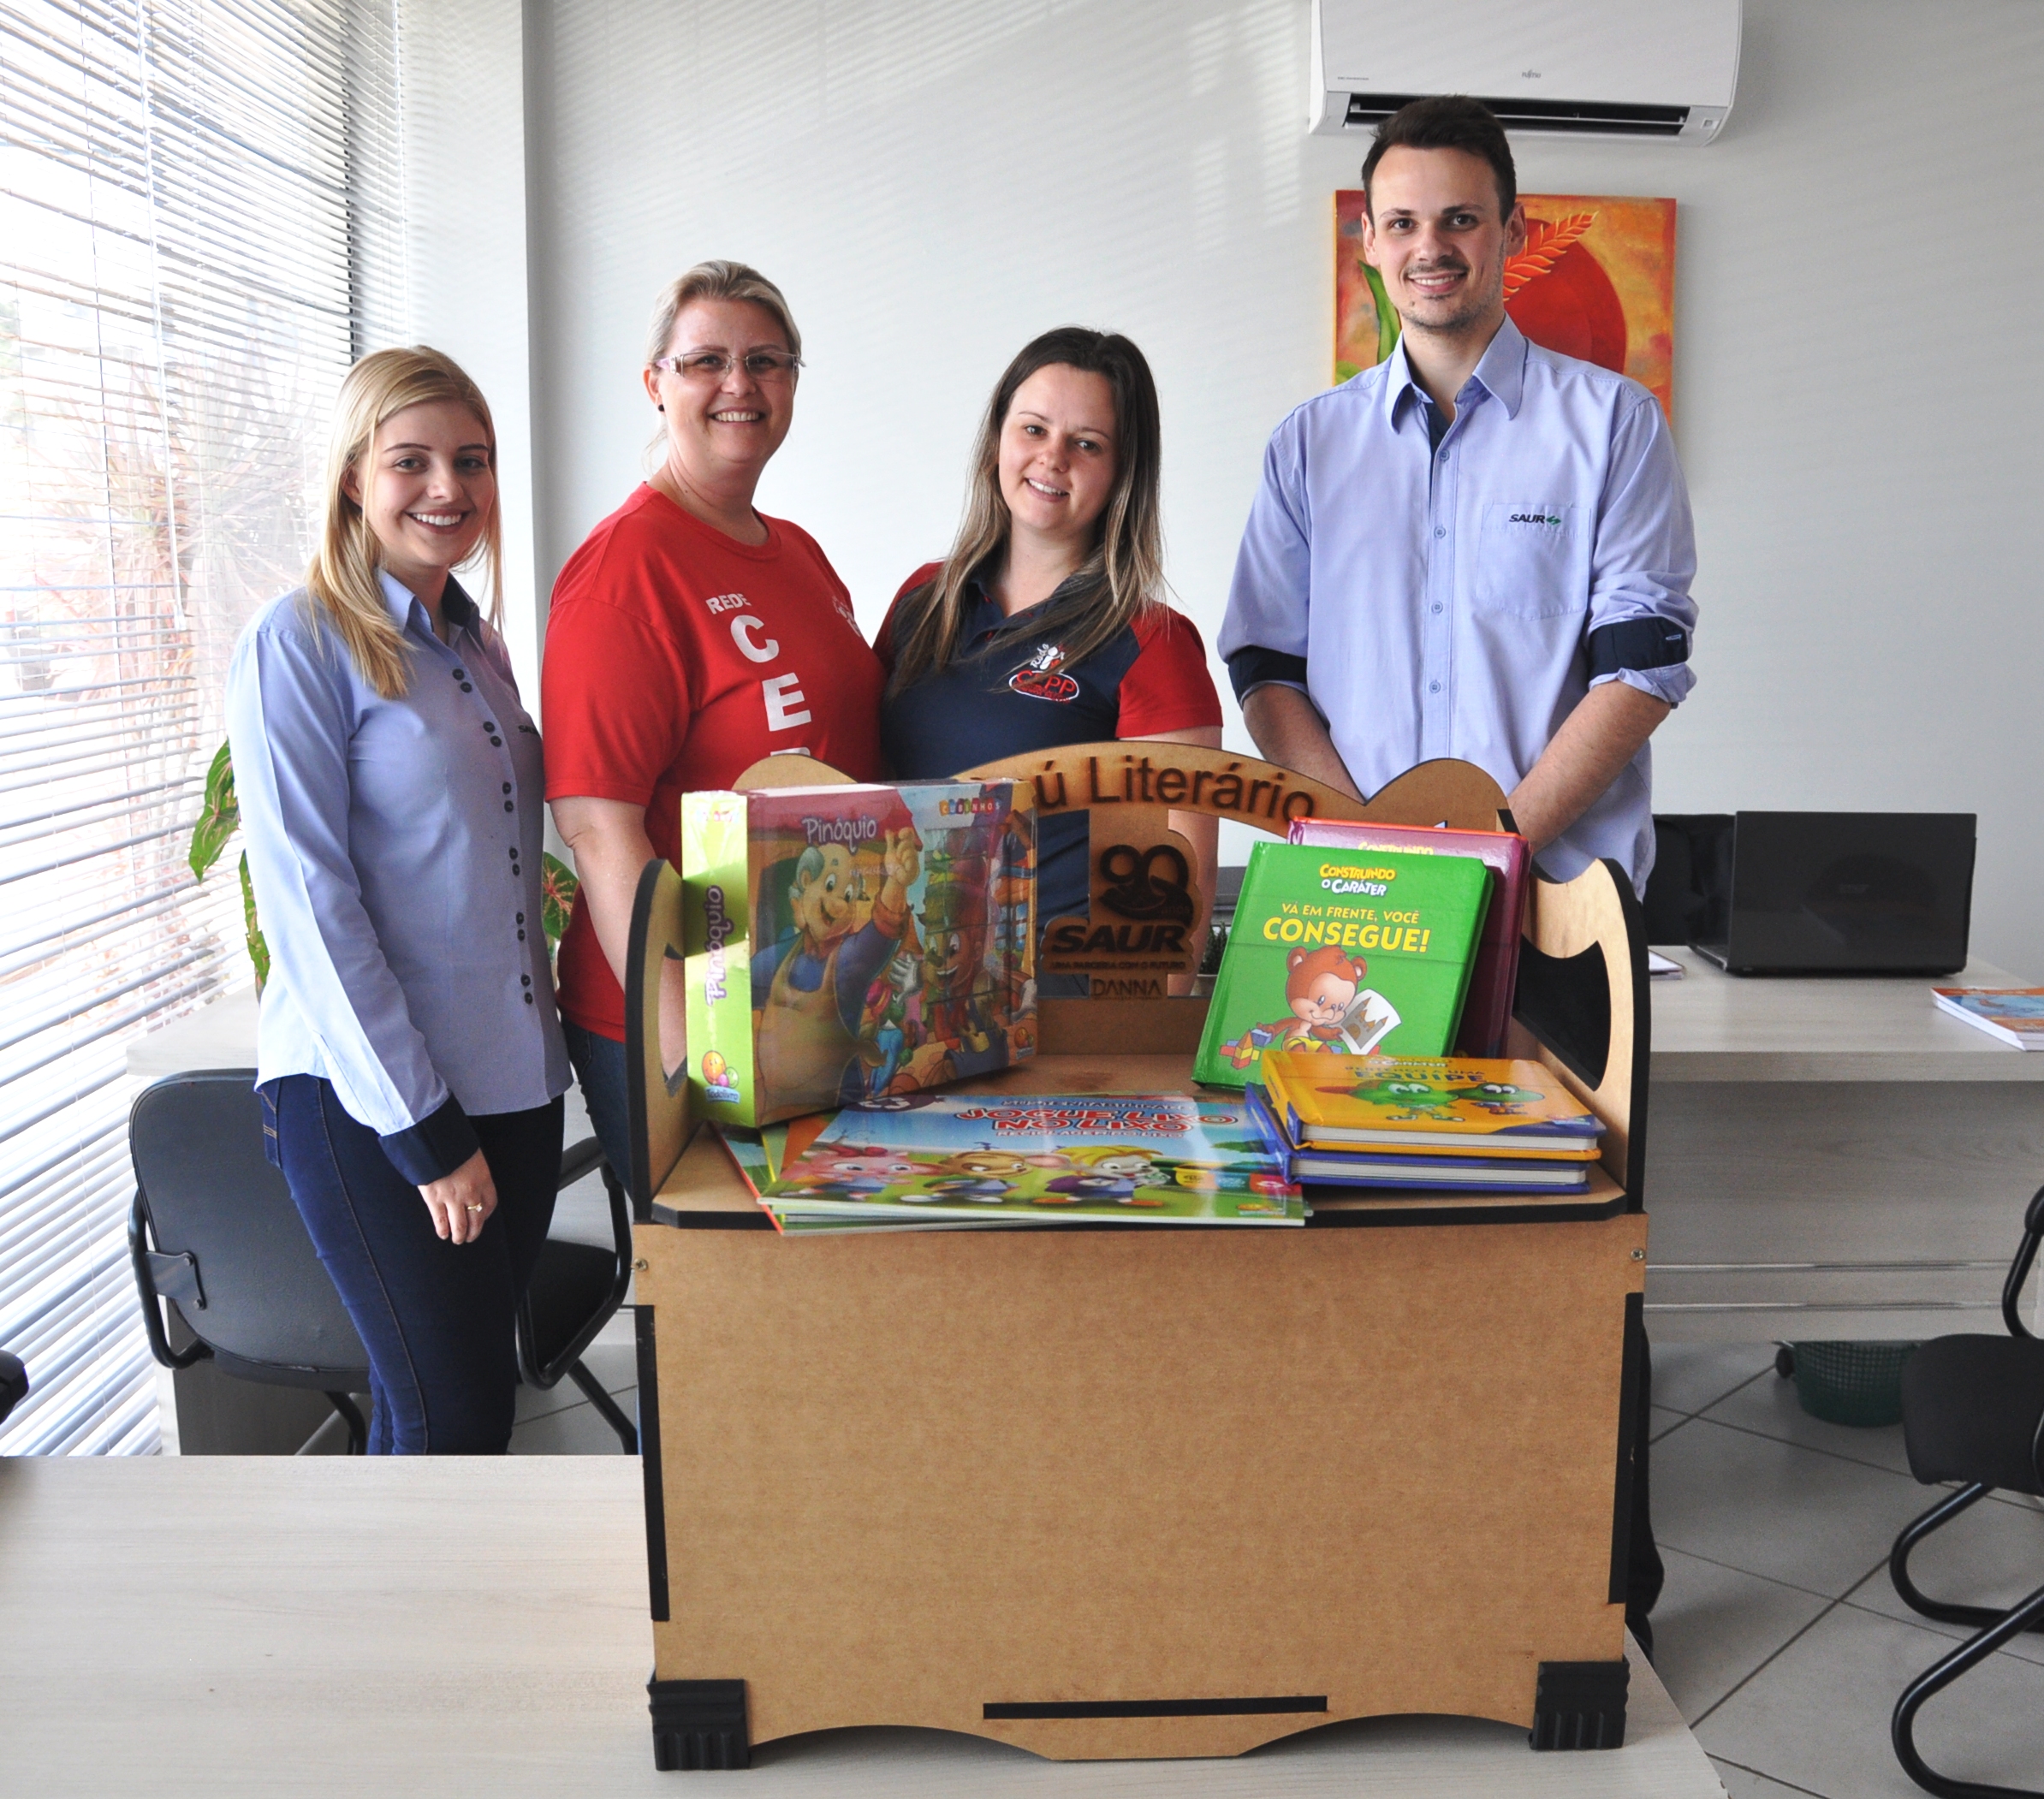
xmin=1690 ymin=811 xmax=1976 ymax=976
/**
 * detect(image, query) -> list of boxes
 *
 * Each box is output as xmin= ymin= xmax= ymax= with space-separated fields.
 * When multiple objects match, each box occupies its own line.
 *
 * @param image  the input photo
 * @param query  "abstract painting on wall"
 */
xmin=1334 ymin=191 xmax=1677 ymax=419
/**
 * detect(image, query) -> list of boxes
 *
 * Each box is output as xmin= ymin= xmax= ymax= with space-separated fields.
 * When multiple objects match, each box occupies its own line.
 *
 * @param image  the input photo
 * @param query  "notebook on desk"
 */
xmin=1690 ymin=811 xmax=1976 ymax=976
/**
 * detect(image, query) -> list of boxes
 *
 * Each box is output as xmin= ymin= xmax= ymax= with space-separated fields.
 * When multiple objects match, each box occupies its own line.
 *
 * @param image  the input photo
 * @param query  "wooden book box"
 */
xmin=620 ymin=752 xmax=1650 ymax=1770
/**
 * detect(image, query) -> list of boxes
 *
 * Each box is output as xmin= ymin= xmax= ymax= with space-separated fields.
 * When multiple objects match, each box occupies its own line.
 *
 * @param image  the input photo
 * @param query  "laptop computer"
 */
xmin=1690 ymin=811 xmax=1976 ymax=976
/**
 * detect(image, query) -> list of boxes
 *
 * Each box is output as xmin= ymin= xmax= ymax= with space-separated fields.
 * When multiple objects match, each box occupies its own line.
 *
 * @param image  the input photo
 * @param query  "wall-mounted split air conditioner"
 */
xmin=1310 ymin=0 xmax=1742 ymax=145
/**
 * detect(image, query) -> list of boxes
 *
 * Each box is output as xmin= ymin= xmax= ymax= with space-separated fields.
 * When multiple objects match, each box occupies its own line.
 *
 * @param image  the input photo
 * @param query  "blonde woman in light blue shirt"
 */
xmin=226 ymin=346 xmax=568 ymax=1453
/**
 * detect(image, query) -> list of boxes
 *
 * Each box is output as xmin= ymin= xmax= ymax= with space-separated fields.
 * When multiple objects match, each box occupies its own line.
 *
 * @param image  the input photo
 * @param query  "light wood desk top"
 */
xmin=0 ymin=1457 xmax=1721 ymax=1796
xmin=1647 ymin=950 xmax=2044 ymax=1083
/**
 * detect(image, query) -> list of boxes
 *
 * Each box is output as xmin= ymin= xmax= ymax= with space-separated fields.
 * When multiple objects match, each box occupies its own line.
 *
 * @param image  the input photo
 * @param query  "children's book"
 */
xmin=683 ymin=781 xmax=1037 ymax=1126
xmin=1194 ymin=841 xmax=1491 ymax=1089
xmin=1261 ymin=1051 xmax=1602 ymax=1156
xmin=1242 ymin=1084 xmax=1591 ymax=1192
xmin=1287 ymin=818 xmax=1528 ymax=1058
xmin=763 ymin=1093 xmax=1306 ymax=1225
xmin=1932 ymin=988 xmax=2044 ymax=1049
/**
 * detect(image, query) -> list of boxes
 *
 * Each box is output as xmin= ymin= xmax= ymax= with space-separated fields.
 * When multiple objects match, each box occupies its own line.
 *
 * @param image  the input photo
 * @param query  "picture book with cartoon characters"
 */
xmin=1260 ymin=1051 xmax=1602 ymax=1155
xmin=1192 ymin=841 xmax=1491 ymax=1089
xmin=683 ymin=782 xmax=1037 ymax=1127
xmin=762 ymin=1093 xmax=1307 ymax=1225
xmin=1241 ymin=1083 xmax=1592 ymax=1191
xmin=1931 ymin=988 xmax=2044 ymax=1049
xmin=1287 ymin=817 xmax=1528 ymax=1059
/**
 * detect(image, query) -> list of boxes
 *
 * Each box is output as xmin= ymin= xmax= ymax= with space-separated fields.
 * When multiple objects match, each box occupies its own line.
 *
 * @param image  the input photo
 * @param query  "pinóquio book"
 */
xmin=683 ymin=781 xmax=1037 ymax=1126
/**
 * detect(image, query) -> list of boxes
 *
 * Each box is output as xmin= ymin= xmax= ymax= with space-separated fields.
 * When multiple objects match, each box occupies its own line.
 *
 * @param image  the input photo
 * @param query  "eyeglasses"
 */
xmin=651 ymin=348 xmax=803 ymax=383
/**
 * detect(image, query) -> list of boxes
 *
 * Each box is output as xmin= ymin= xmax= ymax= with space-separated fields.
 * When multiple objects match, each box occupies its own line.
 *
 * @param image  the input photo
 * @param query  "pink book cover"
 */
xmin=1286 ymin=818 xmax=1529 ymax=1058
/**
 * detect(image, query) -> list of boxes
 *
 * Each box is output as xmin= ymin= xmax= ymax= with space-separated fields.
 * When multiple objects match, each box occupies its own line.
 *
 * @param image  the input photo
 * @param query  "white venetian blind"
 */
xmin=0 ymin=0 xmax=406 ymax=1454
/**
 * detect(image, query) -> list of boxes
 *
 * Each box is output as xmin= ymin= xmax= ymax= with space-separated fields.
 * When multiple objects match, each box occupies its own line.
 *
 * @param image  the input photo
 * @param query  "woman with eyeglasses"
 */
xmin=876 ymin=327 xmax=1223 ymax=996
xmin=544 ymin=262 xmax=883 ymax=1179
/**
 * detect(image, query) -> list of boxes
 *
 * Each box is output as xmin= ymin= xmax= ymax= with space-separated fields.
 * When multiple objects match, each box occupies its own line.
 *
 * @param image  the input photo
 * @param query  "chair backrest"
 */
xmin=128 ymin=1071 xmax=368 ymax=1385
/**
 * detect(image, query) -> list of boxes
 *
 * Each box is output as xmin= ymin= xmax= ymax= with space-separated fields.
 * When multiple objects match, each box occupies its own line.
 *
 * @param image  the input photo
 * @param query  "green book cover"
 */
xmin=1195 ymin=841 xmax=1492 ymax=1089
xmin=680 ymin=791 xmax=756 ymax=1124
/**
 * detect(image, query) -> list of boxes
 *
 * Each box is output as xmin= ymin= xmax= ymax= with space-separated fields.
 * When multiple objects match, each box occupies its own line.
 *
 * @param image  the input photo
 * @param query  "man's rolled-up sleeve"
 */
xmin=1219 ymin=419 xmax=1316 ymax=704
xmin=1585 ymin=392 xmax=1698 ymax=709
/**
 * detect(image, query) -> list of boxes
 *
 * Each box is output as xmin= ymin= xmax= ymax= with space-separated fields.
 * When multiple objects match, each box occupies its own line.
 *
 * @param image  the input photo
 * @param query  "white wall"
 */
xmin=400 ymin=0 xmax=544 ymax=702
xmin=509 ymin=0 xmax=2044 ymax=975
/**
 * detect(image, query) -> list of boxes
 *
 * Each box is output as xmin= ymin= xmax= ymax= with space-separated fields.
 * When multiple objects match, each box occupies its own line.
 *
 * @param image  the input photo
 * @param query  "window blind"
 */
xmin=0 ymin=0 xmax=406 ymax=1454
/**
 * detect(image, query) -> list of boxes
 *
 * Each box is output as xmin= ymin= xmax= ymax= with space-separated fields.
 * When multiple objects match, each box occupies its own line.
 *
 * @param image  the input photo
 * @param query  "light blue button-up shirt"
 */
xmin=1219 ymin=318 xmax=1696 ymax=891
xmin=226 ymin=572 xmax=568 ymax=1177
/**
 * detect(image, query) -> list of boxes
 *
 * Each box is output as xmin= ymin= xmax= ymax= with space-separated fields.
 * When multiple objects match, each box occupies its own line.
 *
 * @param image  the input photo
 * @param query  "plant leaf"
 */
xmin=1502 ymin=212 xmax=1597 ymax=303
xmin=542 ymin=852 xmax=580 ymax=949
xmin=238 ymin=850 xmax=270 ymax=993
xmin=188 ymin=739 xmax=239 ymax=879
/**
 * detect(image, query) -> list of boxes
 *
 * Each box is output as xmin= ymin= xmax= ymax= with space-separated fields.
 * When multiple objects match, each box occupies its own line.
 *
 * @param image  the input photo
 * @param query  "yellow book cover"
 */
xmin=1262 ymin=1052 xmax=1602 ymax=1157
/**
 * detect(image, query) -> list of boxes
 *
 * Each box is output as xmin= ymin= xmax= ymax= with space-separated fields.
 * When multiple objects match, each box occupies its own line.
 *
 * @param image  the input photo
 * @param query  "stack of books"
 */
xmin=721 ymin=1093 xmax=1306 ymax=1233
xmin=1245 ymin=1050 xmax=1604 ymax=1193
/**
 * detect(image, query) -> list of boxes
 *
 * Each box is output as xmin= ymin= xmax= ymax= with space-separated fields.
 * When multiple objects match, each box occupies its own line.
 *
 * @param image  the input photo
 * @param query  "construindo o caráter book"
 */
xmin=1194 ymin=840 xmax=1491 ymax=1089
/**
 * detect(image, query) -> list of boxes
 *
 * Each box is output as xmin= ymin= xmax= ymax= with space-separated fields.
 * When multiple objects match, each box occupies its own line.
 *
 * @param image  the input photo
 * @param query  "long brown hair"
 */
xmin=306 ymin=347 xmax=502 ymax=699
xmin=887 ymin=327 xmax=1164 ymax=695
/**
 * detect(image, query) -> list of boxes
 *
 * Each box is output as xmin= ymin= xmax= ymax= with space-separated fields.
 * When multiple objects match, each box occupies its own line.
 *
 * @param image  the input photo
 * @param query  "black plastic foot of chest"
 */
xmin=649 ymin=1676 xmax=750 ymax=1770
xmin=1529 ymin=1657 xmax=1630 ymax=1749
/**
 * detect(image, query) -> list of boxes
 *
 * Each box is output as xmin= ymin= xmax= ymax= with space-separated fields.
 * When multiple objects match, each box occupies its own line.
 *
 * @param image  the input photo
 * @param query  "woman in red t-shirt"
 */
xmin=544 ymin=262 xmax=883 ymax=1178
xmin=876 ymin=327 xmax=1222 ymax=996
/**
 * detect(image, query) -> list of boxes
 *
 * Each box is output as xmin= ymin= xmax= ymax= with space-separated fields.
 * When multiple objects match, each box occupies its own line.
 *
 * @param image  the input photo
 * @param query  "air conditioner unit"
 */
xmin=1310 ymin=0 xmax=1741 ymax=145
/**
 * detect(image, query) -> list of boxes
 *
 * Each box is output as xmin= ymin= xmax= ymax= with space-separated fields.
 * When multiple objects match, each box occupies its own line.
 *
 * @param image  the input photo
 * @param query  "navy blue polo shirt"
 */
xmin=876 ymin=564 xmax=1221 ymax=944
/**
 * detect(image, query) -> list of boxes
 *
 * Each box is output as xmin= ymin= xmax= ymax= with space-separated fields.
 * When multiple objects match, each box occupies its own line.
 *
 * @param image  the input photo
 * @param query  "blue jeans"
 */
xmin=268 ymin=1076 xmax=562 ymax=1454
xmin=563 ymin=1020 xmax=633 ymax=1190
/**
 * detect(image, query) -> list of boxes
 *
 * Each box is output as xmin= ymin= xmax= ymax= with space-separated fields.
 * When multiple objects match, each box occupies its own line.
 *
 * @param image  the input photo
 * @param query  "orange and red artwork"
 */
xmin=1334 ymin=191 xmax=1677 ymax=419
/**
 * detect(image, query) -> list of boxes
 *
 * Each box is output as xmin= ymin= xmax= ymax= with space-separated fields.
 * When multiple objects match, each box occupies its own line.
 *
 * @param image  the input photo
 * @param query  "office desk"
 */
xmin=0 ymin=1457 xmax=1724 ymax=1796
xmin=1644 ymin=950 xmax=2044 ymax=1339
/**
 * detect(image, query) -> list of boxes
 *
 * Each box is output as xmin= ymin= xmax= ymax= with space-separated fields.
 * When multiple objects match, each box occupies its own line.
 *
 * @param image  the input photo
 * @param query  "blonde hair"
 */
xmin=643 ymin=260 xmax=802 ymax=366
xmin=306 ymin=347 xmax=502 ymax=699
xmin=887 ymin=327 xmax=1166 ymax=695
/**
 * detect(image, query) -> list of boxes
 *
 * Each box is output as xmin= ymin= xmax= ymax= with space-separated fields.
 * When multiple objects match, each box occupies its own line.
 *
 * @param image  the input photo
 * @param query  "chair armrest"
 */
xmin=127 ymin=1191 xmax=210 ymax=1371
xmin=559 ymin=1136 xmax=606 ymax=1194
xmin=2002 ymin=1183 xmax=2044 ymax=1340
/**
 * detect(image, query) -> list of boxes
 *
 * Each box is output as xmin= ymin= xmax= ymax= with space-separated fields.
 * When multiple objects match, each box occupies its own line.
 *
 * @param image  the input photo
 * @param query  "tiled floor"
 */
xmin=1648 ymin=1342 xmax=2044 ymax=1797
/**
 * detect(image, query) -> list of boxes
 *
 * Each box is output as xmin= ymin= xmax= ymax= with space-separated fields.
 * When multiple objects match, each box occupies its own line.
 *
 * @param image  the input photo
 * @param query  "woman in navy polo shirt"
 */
xmin=877 ymin=328 xmax=1222 ymax=993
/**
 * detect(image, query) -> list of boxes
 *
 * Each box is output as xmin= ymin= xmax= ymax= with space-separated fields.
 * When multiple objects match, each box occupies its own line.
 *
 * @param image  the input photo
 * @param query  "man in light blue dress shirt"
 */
xmin=1220 ymin=97 xmax=1693 ymax=1655
xmin=1219 ymin=100 xmax=1696 ymax=898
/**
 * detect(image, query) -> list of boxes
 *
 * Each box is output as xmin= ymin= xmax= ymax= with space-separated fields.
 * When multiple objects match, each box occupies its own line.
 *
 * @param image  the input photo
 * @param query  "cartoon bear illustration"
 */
xmin=1222 ymin=945 xmax=1401 ymax=1068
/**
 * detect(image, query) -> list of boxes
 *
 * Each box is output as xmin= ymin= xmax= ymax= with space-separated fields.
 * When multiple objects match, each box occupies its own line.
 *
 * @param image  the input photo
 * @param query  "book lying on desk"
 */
xmin=1931 ymin=988 xmax=2044 ymax=1049
xmin=1260 ymin=1050 xmax=1602 ymax=1159
xmin=762 ymin=1093 xmax=1306 ymax=1226
xmin=1243 ymin=1084 xmax=1593 ymax=1192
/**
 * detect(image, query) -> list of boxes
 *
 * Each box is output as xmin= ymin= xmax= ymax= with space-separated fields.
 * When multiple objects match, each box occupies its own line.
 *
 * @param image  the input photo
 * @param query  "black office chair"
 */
xmin=129 ymin=1071 xmax=636 ymax=1453
xmin=1887 ymin=1182 xmax=2044 ymax=1798
xmin=0 ymin=1350 xmax=27 ymax=1428
xmin=518 ymin=1137 xmax=638 ymax=1452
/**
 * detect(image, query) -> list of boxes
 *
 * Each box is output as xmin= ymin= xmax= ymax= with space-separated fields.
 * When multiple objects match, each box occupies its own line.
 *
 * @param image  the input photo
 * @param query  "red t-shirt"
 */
xmin=543 ymin=485 xmax=884 ymax=1039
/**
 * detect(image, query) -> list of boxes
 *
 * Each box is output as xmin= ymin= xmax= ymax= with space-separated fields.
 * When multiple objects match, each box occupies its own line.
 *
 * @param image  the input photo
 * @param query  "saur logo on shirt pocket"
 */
xmin=1476 ymin=500 xmax=1583 ymax=620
